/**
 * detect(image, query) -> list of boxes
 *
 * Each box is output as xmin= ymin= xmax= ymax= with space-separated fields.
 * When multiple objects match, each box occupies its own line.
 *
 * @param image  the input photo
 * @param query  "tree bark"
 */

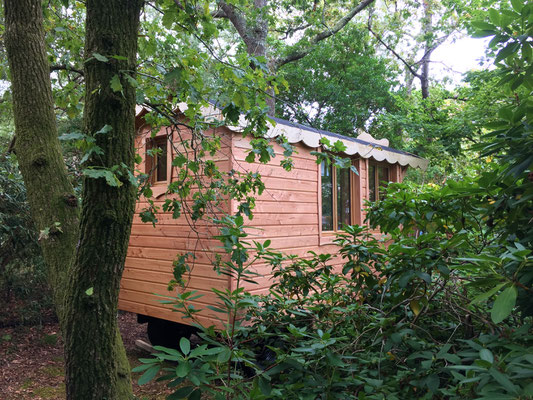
xmin=4 ymin=0 xmax=79 ymax=323
xmin=4 ymin=0 xmax=141 ymax=398
xmin=63 ymin=1 xmax=142 ymax=398
xmin=420 ymin=0 xmax=432 ymax=99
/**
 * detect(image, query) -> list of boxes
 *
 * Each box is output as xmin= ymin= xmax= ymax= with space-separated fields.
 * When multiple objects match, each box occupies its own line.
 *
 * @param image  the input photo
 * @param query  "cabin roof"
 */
xmin=269 ymin=115 xmax=426 ymax=163
xmin=136 ymin=104 xmax=429 ymax=170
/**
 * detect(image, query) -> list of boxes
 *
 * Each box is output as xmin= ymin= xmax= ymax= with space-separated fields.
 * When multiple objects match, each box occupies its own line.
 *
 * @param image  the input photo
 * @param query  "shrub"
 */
xmin=137 ymin=181 xmax=532 ymax=399
xmin=0 ymin=152 xmax=52 ymax=326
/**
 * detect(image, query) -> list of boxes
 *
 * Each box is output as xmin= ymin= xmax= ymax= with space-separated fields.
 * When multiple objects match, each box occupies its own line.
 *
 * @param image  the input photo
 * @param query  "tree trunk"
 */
xmin=63 ymin=0 xmax=142 ymax=398
xmin=405 ymin=65 xmax=417 ymax=96
xmin=4 ymin=0 xmax=142 ymax=398
xmin=420 ymin=0 xmax=432 ymax=99
xmin=4 ymin=0 xmax=79 ymax=320
xmin=244 ymin=0 xmax=274 ymax=114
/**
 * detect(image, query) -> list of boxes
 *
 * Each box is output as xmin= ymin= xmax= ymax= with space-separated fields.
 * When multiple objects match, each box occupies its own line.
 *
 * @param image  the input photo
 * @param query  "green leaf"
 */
xmin=479 ymin=348 xmax=494 ymax=364
xmin=175 ymin=361 xmax=191 ymax=378
xmin=110 ymin=74 xmax=123 ymax=93
xmin=217 ymin=347 xmax=231 ymax=363
xmin=471 ymin=21 xmax=497 ymax=32
xmin=83 ymin=168 xmax=122 ymax=187
xmin=206 ymin=305 xmax=227 ymax=313
xmin=510 ymin=0 xmax=524 ymax=13
xmin=179 ymin=337 xmax=190 ymax=355
xmin=426 ymin=374 xmax=440 ymax=393
xmin=92 ymin=52 xmax=109 ymax=62
xmin=96 ymin=124 xmax=113 ymax=135
xmin=510 ymin=75 xmax=524 ymax=91
xmin=470 ymin=282 xmax=507 ymax=305
xmin=131 ymin=363 xmax=155 ymax=372
xmin=498 ymin=107 xmax=514 ymax=121
xmin=488 ymin=9 xmax=500 ymax=26
xmin=85 ymin=287 xmax=94 ymax=296
xmin=59 ymin=132 xmax=86 ymax=141
xmin=124 ymin=73 xmax=138 ymax=88
xmin=245 ymin=151 xmax=255 ymax=163
xmin=188 ymin=389 xmax=202 ymax=400
xmin=489 ymin=368 xmax=519 ymax=394
xmin=137 ymin=365 xmax=159 ymax=385
xmin=258 ymin=376 xmax=271 ymax=396
xmin=152 ymin=346 xmax=180 ymax=356
xmin=523 ymin=42 xmax=532 ymax=62
xmin=172 ymin=154 xmax=188 ymax=167
xmin=168 ymin=386 xmax=194 ymax=399
xmin=495 ymin=42 xmax=520 ymax=63
xmin=491 ymin=286 xmax=517 ymax=323
xmin=326 ymin=351 xmax=345 ymax=367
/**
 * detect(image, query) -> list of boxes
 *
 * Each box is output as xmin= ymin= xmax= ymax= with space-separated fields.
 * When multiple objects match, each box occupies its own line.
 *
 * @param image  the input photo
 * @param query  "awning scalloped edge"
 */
xmin=137 ymin=103 xmax=429 ymax=170
xmin=258 ymin=122 xmax=429 ymax=170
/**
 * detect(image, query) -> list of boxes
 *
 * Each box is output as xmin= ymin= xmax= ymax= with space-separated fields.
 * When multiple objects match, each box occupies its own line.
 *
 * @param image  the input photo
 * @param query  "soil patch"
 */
xmin=0 ymin=312 xmax=174 ymax=399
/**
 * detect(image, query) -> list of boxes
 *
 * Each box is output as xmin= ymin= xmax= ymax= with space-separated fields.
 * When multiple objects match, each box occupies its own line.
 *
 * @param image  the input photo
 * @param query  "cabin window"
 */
xmin=368 ymin=163 xmax=390 ymax=202
xmin=147 ymin=136 xmax=168 ymax=183
xmin=321 ymin=161 xmax=351 ymax=231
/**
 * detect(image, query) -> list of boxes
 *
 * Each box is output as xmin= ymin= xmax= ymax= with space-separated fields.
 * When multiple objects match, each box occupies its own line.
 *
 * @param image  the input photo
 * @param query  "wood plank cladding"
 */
xmin=119 ymin=124 xmax=233 ymax=326
xmin=118 ymin=122 xmax=407 ymax=328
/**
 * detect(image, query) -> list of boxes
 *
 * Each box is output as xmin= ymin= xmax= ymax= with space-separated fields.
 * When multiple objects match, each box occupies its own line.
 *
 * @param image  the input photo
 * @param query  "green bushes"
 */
xmin=137 ymin=177 xmax=533 ymax=399
xmin=0 ymin=153 xmax=51 ymax=326
xmin=137 ymin=4 xmax=533 ymax=397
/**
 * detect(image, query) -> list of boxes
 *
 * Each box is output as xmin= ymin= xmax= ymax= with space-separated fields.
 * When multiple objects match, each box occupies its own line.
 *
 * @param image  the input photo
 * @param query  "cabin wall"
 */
xmin=119 ymin=124 xmax=410 ymax=327
xmin=229 ymin=137 xmax=339 ymax=293
xmin=229 ymin=140 xmax=407 ymax=295
xmin=118 ymin=124 xmax=234 ymax=327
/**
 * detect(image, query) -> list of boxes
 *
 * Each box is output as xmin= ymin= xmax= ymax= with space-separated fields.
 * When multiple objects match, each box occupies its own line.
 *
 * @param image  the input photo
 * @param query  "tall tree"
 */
xmin=212 ymin=0 xmax=375 ymax=113
xmin=367 ymin=0 xmax=474 ymax=99
xmin=277 ymin=24 xmax=395 ymax=135
xmin=4 ymin=0 xmax=142 ymax=398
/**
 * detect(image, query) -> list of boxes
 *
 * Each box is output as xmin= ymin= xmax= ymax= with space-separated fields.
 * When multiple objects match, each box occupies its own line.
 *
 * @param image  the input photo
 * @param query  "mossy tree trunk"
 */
xmin=4 ymin=0 xmax=80 ymax=320
xmin=63 ymin=1 xmax=142 ymax=398
xmin=4 ymin=0 xmax=142 ymax=398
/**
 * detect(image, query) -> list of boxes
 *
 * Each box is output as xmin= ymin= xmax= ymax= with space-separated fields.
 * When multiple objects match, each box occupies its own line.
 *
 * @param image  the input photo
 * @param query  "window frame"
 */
xmin=368 ymin=161 xmax=391 ymax=202
xmin=146 ymin=135 xmax=170 ymax=185
xmin=319 ymin=158 xmax=361 ymax=236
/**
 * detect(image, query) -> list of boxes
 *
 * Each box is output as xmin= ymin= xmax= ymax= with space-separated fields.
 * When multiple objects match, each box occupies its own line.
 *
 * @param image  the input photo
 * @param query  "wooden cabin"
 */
xmin=118 ymin=104 xmax=428 ymax=343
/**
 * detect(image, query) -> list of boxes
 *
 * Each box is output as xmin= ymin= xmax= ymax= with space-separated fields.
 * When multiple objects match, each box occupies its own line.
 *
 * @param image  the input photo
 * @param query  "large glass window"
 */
xmin=337 ymin=167 xmax=351 ymax=227
xmin=368 ymin=163 xmax=390 ymax=202
xmin=321 ymin=161 xmax=351 ymax=231
xmin=321 ymin=162 xmax=333 ymax=231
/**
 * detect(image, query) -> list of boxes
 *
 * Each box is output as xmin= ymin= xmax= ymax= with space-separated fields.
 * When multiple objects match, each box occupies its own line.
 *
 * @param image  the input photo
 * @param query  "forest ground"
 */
xmin=0 ymin=312 xmax=174 ymax=400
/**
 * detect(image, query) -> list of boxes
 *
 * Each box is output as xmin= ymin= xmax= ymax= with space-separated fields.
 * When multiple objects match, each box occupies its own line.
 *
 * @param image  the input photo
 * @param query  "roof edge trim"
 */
xmin=137 ymin=104 xmax=429 ymax=170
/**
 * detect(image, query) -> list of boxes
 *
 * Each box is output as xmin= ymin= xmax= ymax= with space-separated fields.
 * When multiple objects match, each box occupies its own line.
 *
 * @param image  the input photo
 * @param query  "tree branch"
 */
xmin=50 ymin=64 xmax=84 ymax=76
xmin=367 ymin=13 xmax=421 ymax=79
xmin=172 ymin=0 xmax=227 ymax=18
xmin=272 ymin=23 xmax=312 ymax=40
xmin=274 ymin=0 xmax=375 ymax=68
xmin=413 ymin=31 xmax=454 ymax=68
xmin=7 ymin=135 xmax=16 ymax=154
xmin=217 ymin=0 xmax=249 ymax=44
xmin=211 ymin=6 xmax=228 ymax=18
